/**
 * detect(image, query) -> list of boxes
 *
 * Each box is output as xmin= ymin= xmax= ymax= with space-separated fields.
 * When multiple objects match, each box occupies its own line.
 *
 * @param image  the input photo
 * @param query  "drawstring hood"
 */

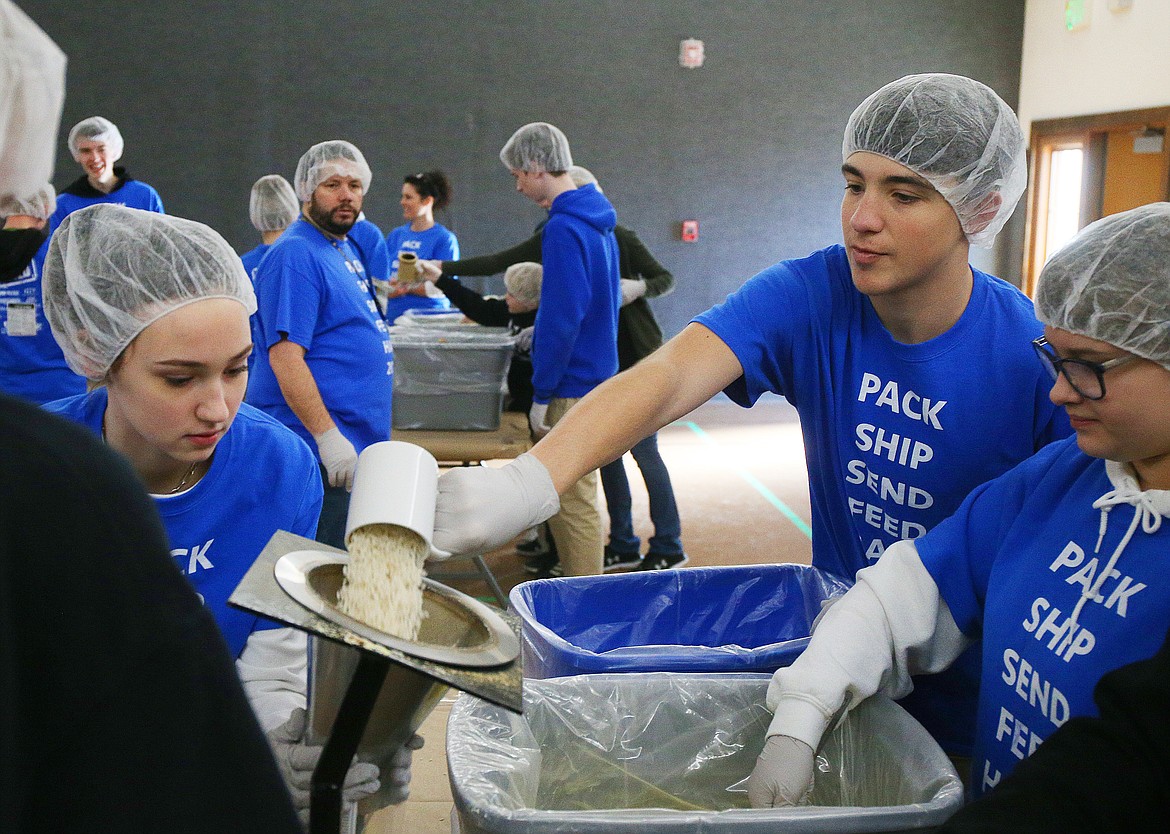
xmin=1060 ymin=460 xmax=1170 ymax=652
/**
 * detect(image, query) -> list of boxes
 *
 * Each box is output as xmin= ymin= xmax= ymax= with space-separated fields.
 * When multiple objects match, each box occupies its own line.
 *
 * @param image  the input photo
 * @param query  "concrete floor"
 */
xmin=365 ymin=394 xmax=814 ymax=834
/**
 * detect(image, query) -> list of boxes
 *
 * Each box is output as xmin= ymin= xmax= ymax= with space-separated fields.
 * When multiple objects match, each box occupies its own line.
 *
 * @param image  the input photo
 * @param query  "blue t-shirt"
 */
xmin=533 ymin=184 xmax=621 ymax=402
xmin=0 ymin=239 xmax=85 ymax=404
xmin=384 ymin=222 xmax=459 ymax=320
xmin=246 ymin=218 xmax=393 ymax=455
xmin=695 ymin=244 xmax=1071 ymax=754
xmin=240 ymin=242 xmax=270 ymax=280
xmin=46 ymin=390 xmax=323 ymax=657
xmin=348 ymin=216 xmax=392 ymax=282
xmin=916 ymin=436 xmax=1170 ymax=797
xmin=50 ymin=178 xmax=164 ymax=231
xmin=239 ymin=243 xmax=271 ymax=374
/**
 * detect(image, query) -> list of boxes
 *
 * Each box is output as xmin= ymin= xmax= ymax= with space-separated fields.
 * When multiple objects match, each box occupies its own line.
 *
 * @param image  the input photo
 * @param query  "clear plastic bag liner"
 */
xmin=509 ymin=565 xmax=852 ymax=678
xmin=448 ymin=673 xmax=963 ymax=833
xmin=390 ymin=326 xmax=515 ymax=395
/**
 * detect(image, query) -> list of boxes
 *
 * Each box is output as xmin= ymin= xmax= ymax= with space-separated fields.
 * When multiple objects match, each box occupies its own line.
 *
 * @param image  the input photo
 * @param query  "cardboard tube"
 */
xmin=397 ymin=251 xmax=418 ymax=284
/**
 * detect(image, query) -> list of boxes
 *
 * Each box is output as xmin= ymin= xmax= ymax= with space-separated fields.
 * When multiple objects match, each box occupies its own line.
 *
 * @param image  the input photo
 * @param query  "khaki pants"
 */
xmin=543 ymin=397 xmax=603 ymax=576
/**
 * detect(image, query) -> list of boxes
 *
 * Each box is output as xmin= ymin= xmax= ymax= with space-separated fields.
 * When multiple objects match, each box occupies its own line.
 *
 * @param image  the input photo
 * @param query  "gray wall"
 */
xmin=23 ymin=0 xmax=1026 ymax=337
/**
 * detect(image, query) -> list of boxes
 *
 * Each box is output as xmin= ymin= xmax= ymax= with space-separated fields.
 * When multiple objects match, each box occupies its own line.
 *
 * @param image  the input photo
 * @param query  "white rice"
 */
xmin=337 ymin=523 xmax=428 ymax=640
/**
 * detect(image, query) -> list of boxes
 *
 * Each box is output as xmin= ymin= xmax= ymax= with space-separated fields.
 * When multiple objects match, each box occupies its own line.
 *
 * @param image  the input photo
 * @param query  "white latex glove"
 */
xmin=266 ymin=708 xmax=381 ymax=824
xmin=620 ymin=278 xmax=647 ymax=306
xmin=514 ymin=325 xmax=535 ymax=355
xmin=381 ymin=733 xmax=425 ymax=805
xmin=416 ymin=259 xmax=442 ymax=282
xmin=746 ymin=735 xmax=816 ymax=808
xmin=432 ymin=452 xmax=560 ymax=557
xmin=528 ymin=401 xmax=551 ymax=438
xmin=314 ymin=427 xmax=358 ymax=491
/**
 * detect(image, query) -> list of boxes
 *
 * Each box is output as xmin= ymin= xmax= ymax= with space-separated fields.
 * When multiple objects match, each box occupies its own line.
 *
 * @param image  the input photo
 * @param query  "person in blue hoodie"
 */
xmin=746 ymin=202 xmax=1170 ymax=807
xmin=49 ymin=117 xmax=164 ymax=231
xmin=497 ymin=121 xmax=621 ymax=576
xmin=432 ymin=75 xmax=1070 ymax=762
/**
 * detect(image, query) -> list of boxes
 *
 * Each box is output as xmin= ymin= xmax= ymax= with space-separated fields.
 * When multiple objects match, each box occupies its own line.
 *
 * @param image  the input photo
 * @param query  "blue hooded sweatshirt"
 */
xmin=533 ymin=183 xmax=620 ymax=402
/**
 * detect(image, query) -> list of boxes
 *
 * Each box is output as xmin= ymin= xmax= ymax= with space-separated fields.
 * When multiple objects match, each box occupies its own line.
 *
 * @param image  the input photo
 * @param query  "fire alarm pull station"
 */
xmin=681 ymin=220 xmax=699 ymax=242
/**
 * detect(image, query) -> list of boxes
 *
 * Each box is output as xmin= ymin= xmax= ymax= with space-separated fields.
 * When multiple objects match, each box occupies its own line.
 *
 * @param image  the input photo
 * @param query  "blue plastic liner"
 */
xmin=509 ymin=564 xmax=852 ymax=679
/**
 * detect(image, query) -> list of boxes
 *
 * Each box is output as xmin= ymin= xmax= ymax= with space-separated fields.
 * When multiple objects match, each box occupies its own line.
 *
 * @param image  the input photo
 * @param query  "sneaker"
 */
xmin=516 ymin=537 xmax=549 ymax=556
xmin=533 ymin=561 xmax=563 ymax=579
xmin=523 ymin=550 xmax=561 ymax=576
xmin=637 ymin=551 xmax=689 ymax=571
xmin=603 ymin=546 xmax=642 ymax=572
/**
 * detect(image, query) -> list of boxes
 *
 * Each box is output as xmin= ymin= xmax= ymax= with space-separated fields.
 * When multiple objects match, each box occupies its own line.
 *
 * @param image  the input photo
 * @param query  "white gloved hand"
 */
xmin=314 ymin=427 xmax=358 ymax=491
xmin=381 ymin=733 xmax=425 ymax=805
xmin=371 ymin=278 xmax=391 ymax=313
xmin=528 ymin=401 xmax=551 ymax=438
xmin=416 ymin=259 xmax=442 ymax=282
xmin=620 ymin=278 xmax=647 ymax=306
xmin=514 ymin=325 xmax=535 ymax=355
xmin=266 ymin=708 xmax=381 ymax=824
xmin=432 ymin=452 xmax=560 ymax=557
xmin=746 ymin=735 xmax=816 ymax=808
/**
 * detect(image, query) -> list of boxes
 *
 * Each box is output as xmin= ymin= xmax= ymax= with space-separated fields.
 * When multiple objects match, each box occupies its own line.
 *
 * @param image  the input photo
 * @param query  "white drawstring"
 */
xmin=1059 ymin=483 xmax=1167 ymax=654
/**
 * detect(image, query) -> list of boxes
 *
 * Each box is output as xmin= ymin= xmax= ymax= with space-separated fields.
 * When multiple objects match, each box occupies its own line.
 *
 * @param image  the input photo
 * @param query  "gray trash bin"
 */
xmin=390 ymin=326 xmax=515 ymax=430
xmin=447 ymin=673 xmax=962 ymax=834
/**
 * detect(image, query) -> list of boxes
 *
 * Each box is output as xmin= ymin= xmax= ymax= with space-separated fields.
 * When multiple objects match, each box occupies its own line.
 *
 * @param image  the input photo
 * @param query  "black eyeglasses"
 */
xmin=1032 ymin=336 xmax=1139 ymax=400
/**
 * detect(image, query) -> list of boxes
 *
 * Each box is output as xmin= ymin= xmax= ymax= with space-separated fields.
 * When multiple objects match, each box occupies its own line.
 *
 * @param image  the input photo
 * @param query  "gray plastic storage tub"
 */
xmin=390 ymin=326 xmax=515 ymax=431
xmin=448 ymin=673 xmax=963 ymax=834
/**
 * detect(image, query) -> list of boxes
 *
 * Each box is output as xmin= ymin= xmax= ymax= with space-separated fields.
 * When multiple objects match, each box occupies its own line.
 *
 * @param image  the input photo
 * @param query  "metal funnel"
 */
xmin=229 ymin=530 xmax=523 ymax=834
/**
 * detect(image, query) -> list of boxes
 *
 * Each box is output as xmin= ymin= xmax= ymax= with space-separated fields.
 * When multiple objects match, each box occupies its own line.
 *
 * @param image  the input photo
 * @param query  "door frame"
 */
xmin=1023 ymin=106 xmax=1170 ymax=295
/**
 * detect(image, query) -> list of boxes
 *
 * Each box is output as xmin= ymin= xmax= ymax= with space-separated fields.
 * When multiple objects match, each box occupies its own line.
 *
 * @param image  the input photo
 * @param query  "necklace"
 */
xmin=169 ymin=460 xmax=200 ymax=494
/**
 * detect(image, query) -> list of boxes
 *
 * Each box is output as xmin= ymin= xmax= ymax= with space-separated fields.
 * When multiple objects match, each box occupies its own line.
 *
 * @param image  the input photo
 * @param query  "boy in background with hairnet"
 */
xmin=433 ymin=74 xmax=1071 ymax=764
xmin=495 ymin=122 xmax=621 ymax=578
xmin=50 ymin=116 xmax=164 ymax=223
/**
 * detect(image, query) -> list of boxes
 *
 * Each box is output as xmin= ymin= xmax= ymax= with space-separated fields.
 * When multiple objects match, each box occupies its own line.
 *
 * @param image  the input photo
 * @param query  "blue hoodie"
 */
xmin=533 ymin=183 xmax=620 ymax=401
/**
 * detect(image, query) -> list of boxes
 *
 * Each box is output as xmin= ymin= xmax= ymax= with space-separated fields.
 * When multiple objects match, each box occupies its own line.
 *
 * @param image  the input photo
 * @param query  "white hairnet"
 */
xmin=249 ymin=174 xmax=298 ymax=232
xmin=504 ymin=261 xmax=543 ymax=307
xmin=1036 ymin=202 xmax=1170 ymax=372
xmin=567 ymin=165 xmax=598 ymax=189
xmin=499 ymin=122 xmax=573 ymax=173
xmin=43 ymin=204 xmax=257 ymax=380
xmin=0 ymin=0 xmax=67 ymax=200
xmin=0 ymin=181 xmax=53 ymax=219
xmin=294 ymin=140 xmax=371 ymax=202
xmin=842 ymin=73 xmax=1027 ymax=248
xmin=67 ymin=116 xmax=124 ymax=162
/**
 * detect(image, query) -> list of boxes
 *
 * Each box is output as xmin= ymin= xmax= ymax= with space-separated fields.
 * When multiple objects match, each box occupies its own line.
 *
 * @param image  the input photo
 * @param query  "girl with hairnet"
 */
xmin=434 ymin=73 xmax=1070 ymax=758
xmin=746 ymin=202 xmax=1170 ymax=808
xmin=41 ymin=204 xmax=416 ymax=823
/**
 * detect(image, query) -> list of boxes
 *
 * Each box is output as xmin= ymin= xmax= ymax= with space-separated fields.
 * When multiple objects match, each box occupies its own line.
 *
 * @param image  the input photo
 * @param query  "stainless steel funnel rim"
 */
xmin=274 ymin=549 xmax=519 ymax=668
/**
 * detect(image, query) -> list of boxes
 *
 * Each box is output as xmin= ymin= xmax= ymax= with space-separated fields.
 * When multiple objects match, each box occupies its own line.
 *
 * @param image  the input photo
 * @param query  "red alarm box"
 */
xmin=681 ymin=220 xmax=699 ymax=242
